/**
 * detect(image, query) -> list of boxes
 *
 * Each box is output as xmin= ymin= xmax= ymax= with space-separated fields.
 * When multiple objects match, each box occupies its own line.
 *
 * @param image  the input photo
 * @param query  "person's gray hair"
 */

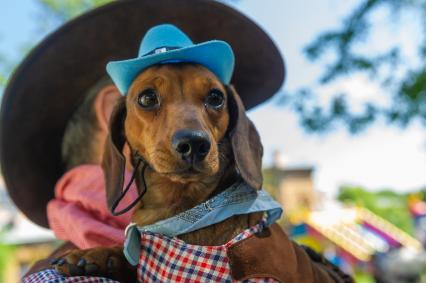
xmin=61 ymin=76 xmax=113 ymax=169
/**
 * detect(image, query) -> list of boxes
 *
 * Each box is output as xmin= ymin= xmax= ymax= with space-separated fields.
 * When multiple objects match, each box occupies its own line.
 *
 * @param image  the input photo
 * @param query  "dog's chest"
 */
xmin=135 ymin=222 xmax=278 ymax=283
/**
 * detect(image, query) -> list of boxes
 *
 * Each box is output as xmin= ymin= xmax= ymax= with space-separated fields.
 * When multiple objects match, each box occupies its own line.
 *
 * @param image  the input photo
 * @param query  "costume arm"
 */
xmin=227 ymin=224 xmax=354 ymax=282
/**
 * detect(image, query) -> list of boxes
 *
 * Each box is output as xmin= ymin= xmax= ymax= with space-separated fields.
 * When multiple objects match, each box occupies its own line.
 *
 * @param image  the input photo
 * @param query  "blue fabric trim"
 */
xmin=123 ymin=223 xmax=140 ymax=266
xmin=123 ymin=183 xmax=283 ymax=266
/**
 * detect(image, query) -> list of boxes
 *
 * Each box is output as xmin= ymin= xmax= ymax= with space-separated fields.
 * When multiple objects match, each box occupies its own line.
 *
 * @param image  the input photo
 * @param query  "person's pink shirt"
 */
xmin=47 ymin=165 xmax=137 ymax=249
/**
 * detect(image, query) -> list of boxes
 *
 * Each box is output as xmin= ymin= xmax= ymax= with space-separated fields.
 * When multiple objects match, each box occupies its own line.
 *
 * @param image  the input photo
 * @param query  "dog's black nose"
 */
xmin=172 ymin=130 xmax=211 ymax=163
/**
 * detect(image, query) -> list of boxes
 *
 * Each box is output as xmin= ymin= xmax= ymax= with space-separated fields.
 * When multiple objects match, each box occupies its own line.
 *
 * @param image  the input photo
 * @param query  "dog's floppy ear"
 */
xmin=102 ymin=97 xmax=127 ymax=212
xmin=226 ymin=85 xmax=263 ymax=190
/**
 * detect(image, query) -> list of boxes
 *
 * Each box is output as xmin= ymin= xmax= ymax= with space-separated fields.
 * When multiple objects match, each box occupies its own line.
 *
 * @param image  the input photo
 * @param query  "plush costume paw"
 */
xmin=51 ymin=246 xmax=136 ymax=282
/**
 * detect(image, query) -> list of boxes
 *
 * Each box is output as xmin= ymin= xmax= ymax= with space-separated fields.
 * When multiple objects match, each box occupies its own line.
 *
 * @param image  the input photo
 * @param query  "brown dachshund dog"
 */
xmin=53 ymin=63 xmax=264 ymax=281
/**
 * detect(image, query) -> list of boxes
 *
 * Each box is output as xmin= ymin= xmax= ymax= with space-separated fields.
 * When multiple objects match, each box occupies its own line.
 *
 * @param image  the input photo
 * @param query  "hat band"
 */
xmin=143 ymin=46 xmax=181 ymax=57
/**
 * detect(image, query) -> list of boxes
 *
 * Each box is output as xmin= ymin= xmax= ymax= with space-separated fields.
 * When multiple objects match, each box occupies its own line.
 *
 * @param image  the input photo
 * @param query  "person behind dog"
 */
xmin=24 ymin=76 xmax=138 ymax=277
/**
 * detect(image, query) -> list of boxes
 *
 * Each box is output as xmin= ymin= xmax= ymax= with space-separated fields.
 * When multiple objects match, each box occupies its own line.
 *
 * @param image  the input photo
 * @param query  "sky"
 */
xmin=1 ymin=0 xmax=426 ymax=197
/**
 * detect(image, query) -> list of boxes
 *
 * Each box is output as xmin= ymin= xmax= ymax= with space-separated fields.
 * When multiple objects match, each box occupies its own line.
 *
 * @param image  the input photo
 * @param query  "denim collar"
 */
xmin=124 ymin=182 xmax=283 ymax=265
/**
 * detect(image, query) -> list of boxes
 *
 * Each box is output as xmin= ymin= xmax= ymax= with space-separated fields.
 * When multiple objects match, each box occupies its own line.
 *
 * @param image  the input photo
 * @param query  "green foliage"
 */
xmin=285 ymin=0 xmax=426 ymax=133
xmin=338 ymin=186 xmax=415 ymax=234
xmin=0 ymin=75 xmax=6 ymax=87
xmin=0 ymin=46 xmax=9 ymax=89
xmin=0 ymin=1 xmax=114 ymax=91
xmin=37 ymin=0 xmax=114 ymax=21
xmin=0 ymin=243 xmax=15 ymax=282
xmin=354 ymin=272 xmax=375 ymax=283
xmin=419 ymin=189 xmax=426 ymax=200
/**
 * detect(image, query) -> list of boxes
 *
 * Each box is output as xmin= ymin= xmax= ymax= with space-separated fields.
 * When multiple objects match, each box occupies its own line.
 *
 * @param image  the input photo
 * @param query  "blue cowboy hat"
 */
xmin=107 ymin=24 xmax=235 ymax=94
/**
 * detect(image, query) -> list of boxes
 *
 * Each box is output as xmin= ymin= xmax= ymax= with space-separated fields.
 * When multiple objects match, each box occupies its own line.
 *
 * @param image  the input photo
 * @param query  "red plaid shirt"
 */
xmin=23 ymin=222 xmax=277 ymax=283
xmin=135 ymin=220 xmax=277 ymax=282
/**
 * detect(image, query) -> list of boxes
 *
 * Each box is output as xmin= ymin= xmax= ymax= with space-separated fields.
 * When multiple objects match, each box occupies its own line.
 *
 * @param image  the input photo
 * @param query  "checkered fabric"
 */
xmin=21 ymin=268 xmax=120 ymax=283
xmin=136 ymin=221 xmax=278 ymax=283
xmin=22 ymin=222 xmax=278 ymax=283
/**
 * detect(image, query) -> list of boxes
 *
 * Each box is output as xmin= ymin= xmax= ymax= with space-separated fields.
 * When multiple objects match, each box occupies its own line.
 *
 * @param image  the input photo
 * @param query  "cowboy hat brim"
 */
xmin=107 ymin=40 xmax=235 ymax=94
xmin=0 ymin=0 xmax=285 ymax=228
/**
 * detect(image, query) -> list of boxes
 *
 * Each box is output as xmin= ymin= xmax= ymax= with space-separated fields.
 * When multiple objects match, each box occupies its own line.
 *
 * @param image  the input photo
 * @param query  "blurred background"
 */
xmin=1 ymin=0 xmax=426 ymax=282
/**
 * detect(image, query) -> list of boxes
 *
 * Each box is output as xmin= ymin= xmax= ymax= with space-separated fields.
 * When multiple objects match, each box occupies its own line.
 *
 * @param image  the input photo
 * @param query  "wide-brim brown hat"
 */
xmin=0 ymin=0 xmax=285 ymax=228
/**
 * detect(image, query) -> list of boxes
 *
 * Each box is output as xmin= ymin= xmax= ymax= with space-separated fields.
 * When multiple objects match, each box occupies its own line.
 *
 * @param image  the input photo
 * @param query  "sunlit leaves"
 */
xmin=280 ymin=89 xmax=377 ymax=134
xmin=38 ymin=0 xmax=114 ymax=21
xmin=292 ymin=0 xmax=426 ymax=133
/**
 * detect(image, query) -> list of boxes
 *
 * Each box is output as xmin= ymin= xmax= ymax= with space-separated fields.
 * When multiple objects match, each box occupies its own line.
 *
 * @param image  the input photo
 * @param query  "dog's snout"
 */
xmin=172 ymin=130 xmax=211 ymax=163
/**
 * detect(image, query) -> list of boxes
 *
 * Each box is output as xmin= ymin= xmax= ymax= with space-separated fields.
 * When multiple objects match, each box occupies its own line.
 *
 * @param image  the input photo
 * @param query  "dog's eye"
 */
xmin=138 ymin=89 xmax=159 ymax=109
xmin=205 ymin=89 xmax=225 ymax=109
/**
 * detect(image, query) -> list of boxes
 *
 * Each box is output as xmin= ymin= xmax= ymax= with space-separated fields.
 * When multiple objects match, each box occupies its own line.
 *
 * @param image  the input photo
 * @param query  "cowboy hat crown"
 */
xmin=107 ymin=24 xmax=235 ymax=94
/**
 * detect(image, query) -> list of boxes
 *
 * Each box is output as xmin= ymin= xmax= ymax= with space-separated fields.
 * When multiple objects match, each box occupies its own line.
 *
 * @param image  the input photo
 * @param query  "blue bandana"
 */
xmin=124 ymin=182 xmax=283 ymax=265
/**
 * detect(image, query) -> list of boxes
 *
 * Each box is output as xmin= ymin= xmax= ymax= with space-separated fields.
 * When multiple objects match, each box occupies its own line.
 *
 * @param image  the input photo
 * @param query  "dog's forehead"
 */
xmin=132 ymin=63 xmax=222 ymax=86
